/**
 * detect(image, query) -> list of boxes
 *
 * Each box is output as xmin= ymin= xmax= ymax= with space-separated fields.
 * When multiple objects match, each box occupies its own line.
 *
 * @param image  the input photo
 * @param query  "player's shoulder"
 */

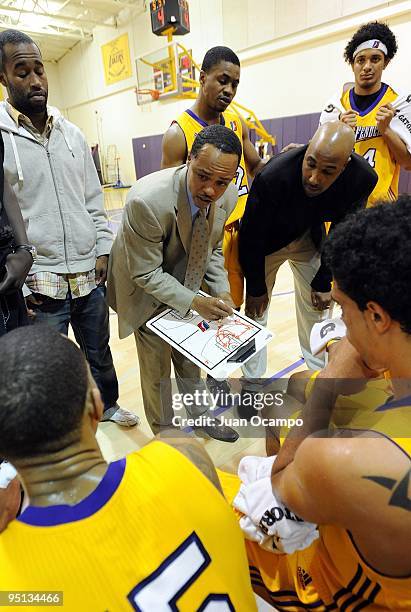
xmin=342 ymin=81 xmax=354 ymax=95
xmin=385 ymin=82 xmax=401 ymax=98
xmin=113 ymin=442 xmax=223 ymax=512
xmin=162 ymin=120 xmax=186 ymax=147
xmin=164 ymin=119 xmax=186 ymax=138
xmin=162 ymin=120 xmax=187 ymax=167
xmin=295 ymin=433 xmax=409 ymax=509
xmin=125 ymin=439 xmax=196 ymax=478
xmin=147 ymin=436 xmax=223 ymax=493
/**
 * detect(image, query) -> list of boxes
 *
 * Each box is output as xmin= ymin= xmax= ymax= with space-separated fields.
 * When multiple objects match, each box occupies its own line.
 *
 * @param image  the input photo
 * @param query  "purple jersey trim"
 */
xmin=18 ymin=458 xmax=126 ymax=527
xmin=349 ymin=83 xmax=388 ymax=117
xmin=185 ymin=109 xmax=226 ymax=127
xmin=376 ymin=394 xmax=411 ymax=412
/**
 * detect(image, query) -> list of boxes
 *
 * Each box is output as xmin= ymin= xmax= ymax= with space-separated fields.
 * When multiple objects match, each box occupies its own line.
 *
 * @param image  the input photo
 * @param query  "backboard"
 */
xmin=135 ymin=42 xmax=196 ymax=105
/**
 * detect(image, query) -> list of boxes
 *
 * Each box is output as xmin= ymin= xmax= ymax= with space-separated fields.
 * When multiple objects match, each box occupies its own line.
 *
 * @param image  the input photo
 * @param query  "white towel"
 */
xmin=234 ymin=457 xmax=319 ymax=554
xmin=238 ymin=455 xmax=276 ymax=485
xmin=320 ymin=84 xmax=411 ymax=154
xmin=310 ymin=317 xmax=346 ymax=357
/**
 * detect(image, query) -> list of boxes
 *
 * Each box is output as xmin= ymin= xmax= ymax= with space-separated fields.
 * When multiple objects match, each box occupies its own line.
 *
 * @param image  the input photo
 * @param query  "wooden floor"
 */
xmin=95 ymin=199 xmax=308 ymax=472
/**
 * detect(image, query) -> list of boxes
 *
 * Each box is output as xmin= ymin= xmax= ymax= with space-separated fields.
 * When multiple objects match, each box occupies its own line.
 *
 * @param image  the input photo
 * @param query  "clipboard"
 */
xmin=146 ymin=291 xmax=273 ymax=379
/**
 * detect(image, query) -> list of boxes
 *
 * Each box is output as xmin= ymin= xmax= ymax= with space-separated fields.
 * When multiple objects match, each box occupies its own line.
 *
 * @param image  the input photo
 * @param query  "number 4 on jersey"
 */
xmin=363 ymin=148 xmax=376 ymax=168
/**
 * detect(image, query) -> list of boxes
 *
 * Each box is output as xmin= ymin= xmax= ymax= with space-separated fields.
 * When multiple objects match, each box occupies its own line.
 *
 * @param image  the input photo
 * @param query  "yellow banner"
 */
xmin=101 ymin=33 xmax=132 ymax=86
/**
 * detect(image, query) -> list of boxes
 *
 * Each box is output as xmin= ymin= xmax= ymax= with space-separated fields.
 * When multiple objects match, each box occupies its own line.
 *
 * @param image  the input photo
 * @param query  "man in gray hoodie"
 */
xmin=0 ymin=29 xmax=138 ymax=427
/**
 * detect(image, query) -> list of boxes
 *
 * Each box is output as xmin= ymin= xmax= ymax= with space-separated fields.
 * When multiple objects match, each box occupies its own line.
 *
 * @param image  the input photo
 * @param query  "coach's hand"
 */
xmin=95 ymin=255 xmax=109 ymax=285
xmin=25 ymin=292 xmax=46 ymax=320
xmin=245 ymin=292 xmax=269 ymax=319
xmin=216 ymin=292 xmax=237 ymax=324
xmin=376 ymin=103 xmax=395 ymax=134
xmin=311 ymin=290 xmax=332 ymax=311
xmin=339 ymin=109 xmax=358 ymax=129
xmin=191 ymin=295 xmax=233 ymax=321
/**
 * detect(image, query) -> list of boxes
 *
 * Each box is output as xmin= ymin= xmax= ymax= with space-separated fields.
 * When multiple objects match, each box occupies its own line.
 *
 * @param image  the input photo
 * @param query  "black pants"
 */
xmin=0 ymin=236 xmax=28 ymax=477
xmin=0 ymin=291 xmax=28 ymax=337
xmin=0 ymin=229 xmax=28 ymax=336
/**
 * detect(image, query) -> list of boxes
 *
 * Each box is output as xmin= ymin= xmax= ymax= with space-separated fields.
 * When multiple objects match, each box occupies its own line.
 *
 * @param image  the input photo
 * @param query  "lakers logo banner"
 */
xmin=102 ymin=33 xmax=132 ymax=85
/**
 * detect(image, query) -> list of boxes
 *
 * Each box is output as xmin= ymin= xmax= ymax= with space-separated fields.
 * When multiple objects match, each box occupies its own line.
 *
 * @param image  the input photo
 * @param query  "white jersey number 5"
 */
xmin=128 ymin=532 xmax=234 ymax=611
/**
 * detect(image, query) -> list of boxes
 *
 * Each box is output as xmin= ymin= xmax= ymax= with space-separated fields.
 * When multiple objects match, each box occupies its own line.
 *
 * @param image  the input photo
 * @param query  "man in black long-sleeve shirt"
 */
xmin=0 ymin=129 xmax=34 ymax=534
xmin=239 ymin=121 xmax=377 ymax=375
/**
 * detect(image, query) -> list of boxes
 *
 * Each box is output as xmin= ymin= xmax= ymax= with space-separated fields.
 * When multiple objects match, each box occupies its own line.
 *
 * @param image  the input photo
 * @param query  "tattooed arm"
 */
xmin=272 ymin=433 xmax=411 ymax=576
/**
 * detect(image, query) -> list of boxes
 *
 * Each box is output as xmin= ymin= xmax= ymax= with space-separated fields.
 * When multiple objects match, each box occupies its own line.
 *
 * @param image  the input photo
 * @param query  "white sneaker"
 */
xmin=101 ymin=404 xmax=140 ymax=427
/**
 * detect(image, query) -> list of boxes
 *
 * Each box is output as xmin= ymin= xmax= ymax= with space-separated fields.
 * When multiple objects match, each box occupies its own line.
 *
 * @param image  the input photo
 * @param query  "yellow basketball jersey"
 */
xmin=0 ymin=442 xmax=256 ymax=611
xmin=219 ymin=392 xmax=411 ymax=610
xmin=176 ymin=108 xmax=249 ymax=224
xmin=311 ymin=394 xmax=411 ymax=610
xmin=279 ymin=373 xmax=393 ymax=445
xmin=341 ymin=84 xmax=400 ymax=206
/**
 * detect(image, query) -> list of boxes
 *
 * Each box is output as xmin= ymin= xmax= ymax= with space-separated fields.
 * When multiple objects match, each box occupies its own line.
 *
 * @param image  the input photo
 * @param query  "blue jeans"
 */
xmin=31 ymin=286 xmax=118 ymax=411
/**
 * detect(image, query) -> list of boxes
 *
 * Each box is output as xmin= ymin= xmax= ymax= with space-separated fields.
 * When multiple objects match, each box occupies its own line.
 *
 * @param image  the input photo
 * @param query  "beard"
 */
xmin=8 ymin=82 xmax=48 ymax=116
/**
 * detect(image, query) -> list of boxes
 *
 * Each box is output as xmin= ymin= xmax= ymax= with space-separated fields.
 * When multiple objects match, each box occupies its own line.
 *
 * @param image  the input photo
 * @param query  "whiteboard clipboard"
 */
xmin=146 ymin=292 xmax=273 ymax=379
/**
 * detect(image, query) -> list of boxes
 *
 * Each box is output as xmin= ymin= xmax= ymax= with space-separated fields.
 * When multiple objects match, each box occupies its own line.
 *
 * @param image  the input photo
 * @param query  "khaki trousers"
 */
xmin=242 ymin=232 xmax=328 ymax=382
xmin=135 ymin=320 xmax=209 ymax=433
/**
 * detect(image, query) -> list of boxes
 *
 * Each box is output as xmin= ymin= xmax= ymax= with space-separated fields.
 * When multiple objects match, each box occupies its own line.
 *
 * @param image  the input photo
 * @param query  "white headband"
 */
xmin=353 ymin=39 xmax=388 ymax=58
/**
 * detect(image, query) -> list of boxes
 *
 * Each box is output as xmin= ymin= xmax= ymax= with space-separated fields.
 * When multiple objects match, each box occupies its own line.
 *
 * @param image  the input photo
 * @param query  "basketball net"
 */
xmin=136 ymin=88 xmax=161 ymax=102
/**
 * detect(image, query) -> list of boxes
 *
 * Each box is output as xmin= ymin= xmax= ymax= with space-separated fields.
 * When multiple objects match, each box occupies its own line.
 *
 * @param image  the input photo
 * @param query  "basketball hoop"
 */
xmin=136 ymin=88 xmax=161 ymax=102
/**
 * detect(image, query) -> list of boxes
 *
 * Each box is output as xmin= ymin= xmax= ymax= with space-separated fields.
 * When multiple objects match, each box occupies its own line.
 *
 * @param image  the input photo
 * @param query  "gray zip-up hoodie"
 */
xmin=0 ymin=102 xmax=113 ymax=275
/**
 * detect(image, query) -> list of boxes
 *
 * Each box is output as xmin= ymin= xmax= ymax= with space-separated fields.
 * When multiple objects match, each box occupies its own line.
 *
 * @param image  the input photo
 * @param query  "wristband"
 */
xmin=15 ymin=244 xmax=37 ymax=262
xmin=326 ymin=338 xmax=341 ymax=351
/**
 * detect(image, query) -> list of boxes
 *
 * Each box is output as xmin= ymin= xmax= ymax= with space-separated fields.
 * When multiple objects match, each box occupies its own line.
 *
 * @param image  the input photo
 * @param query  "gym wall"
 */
xmin=132 ymin=111 xmax=411 ymax=196
xmin=53 ymin=0 xmax=411 ymax=185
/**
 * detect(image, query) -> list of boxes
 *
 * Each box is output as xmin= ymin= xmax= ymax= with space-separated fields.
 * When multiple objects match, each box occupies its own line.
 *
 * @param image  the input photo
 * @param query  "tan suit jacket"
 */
xmin=107 ymin=165 xmax=238 ymax=339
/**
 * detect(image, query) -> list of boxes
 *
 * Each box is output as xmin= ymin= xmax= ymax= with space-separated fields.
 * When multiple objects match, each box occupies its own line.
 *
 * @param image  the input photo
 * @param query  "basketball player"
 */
xmin=221 ymin=200 xmax=411 ymax=609
xmin=321 ymin=21 xmax=411 ymax=205
xmin=0 ymin=326 xmax=256 ymax=610
xmin=161 ymin=46 xmax=265 ymax=309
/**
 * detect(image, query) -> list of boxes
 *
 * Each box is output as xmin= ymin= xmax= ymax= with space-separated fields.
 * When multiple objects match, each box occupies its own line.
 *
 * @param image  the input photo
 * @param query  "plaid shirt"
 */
xmin=26 ymin=271 xmax=97 ymax=299
xmin=6 ymin=101 xmax=96 ymax=300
